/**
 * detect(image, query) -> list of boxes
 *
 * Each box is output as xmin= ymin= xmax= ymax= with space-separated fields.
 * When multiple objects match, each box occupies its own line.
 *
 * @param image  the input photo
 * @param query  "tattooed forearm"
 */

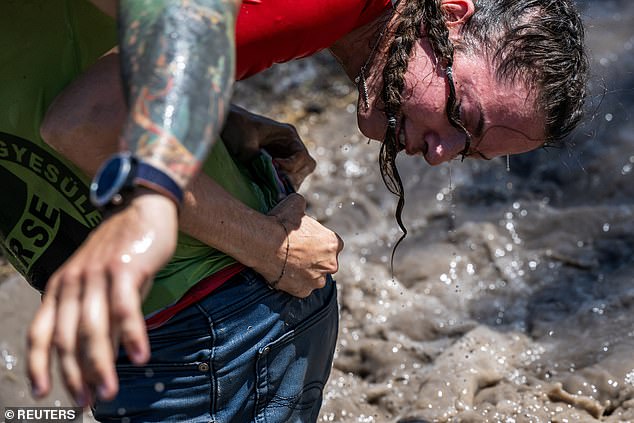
xmin=118 ymin=0 xmax=239 ymax=188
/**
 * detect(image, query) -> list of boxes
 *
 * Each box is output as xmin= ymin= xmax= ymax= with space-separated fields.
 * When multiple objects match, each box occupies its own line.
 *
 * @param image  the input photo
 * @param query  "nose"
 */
xmin=423 ymin=131 xmax=467 ymax=165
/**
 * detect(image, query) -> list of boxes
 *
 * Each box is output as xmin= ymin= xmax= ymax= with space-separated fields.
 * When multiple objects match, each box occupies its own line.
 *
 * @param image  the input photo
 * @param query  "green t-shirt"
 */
xmin=145 ymin=142 xmax=283 ymax=314
xmin=0 ymin=0 xmax=116 ymax=287
xmin=0 ymin=0 xmax=279 ymax=315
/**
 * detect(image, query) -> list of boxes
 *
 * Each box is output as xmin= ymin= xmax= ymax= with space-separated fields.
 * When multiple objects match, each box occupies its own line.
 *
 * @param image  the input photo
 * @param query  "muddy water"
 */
xmin=236 ymin=1 xmax=634 ymax=421
xmin=1 ymin=1 xmax=633 ymax=422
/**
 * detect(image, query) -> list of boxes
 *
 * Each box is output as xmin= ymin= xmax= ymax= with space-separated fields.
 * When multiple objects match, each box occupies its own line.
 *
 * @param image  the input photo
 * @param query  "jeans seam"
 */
xmin=195 ymin=301 xmax=217 ymax=422
xmin=254 ymin=283 xmax=338 ymax=423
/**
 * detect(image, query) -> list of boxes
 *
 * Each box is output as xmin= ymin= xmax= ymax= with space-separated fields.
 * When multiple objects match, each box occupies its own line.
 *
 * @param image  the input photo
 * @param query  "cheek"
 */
xmin=357 ymin=105 xmax=385 ymax=140
xmin=401 ymin=73 xmax=446 ymax=123
xmin=478 ymin=128 xmax=544 ymax=157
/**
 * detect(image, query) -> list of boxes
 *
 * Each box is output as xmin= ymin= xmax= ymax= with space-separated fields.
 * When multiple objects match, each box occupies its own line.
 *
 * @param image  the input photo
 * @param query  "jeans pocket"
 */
xmin=254 ymin=285 xmax=338 ymax=423
xmin=94 ymin=362 xmax=211 ymax=422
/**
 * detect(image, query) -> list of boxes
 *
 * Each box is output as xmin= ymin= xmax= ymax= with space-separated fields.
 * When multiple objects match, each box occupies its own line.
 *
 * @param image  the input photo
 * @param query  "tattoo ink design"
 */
xmin=118 ymin=0 xmax=238 ymax=188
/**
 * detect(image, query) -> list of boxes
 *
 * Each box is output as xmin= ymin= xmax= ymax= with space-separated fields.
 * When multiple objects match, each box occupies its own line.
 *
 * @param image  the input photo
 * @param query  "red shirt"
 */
xmin=147 ymin=0 xmax=392 ymax=327
xmin=236 ymin=0 xmax=392 ymax=80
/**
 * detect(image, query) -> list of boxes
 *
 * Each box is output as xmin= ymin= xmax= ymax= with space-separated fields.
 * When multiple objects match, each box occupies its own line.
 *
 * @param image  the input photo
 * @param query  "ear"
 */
xmin=440 ymin=0 xmax=475 ymax=28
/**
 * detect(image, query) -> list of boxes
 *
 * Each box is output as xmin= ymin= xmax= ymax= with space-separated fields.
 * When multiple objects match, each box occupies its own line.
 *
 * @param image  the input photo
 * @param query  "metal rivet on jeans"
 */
xmin=198 ymin=363 xmax=210 ymax=372
xmin=262 ymin=346 xmax=270 ymax=355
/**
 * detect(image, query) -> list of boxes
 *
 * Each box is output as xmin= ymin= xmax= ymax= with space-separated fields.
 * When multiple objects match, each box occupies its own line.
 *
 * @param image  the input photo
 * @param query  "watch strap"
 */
xmin=133 ymin=160 xmax=184 ymax=206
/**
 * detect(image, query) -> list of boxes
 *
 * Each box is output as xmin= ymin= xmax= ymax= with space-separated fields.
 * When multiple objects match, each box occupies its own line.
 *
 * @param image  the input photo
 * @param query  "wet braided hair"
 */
xmin=379 ymin=0 xmax=588 ymax=269
xmin=379 ymin=0 xmax=456 ymax=269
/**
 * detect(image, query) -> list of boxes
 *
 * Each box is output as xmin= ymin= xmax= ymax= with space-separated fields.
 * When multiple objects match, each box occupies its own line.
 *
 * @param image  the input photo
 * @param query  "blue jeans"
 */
xmin=94 ymin=269 xmax=339 ymax=423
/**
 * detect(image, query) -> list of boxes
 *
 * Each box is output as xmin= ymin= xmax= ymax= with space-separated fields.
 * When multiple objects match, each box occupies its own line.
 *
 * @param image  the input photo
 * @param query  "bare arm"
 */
xmin=40 ymin=54 xmax=315 ymax=192
xmin=28 ymin=0 xmax=242 ymax=405
xmin=118 ymin=0 xmax=239 ymax=189
xmin=40 ymin=52 xmax=335 ymax=294
xmin=32 ymin=51 xmax=342 ymax=406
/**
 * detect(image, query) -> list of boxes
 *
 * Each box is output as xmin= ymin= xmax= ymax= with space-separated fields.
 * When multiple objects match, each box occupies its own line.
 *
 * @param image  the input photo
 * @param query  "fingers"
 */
xmin=269 ymin=193 xmax=307 ymax=230
xmin=28 ymin=270 xmax=148 ymax=405
xmin=335 ymin=232 xmax=344 ymax=253
xmin=110 ymin=271 xmax=150 ymax=366
xmin=27 ymin=266 xmax=152 ymax=406
xmin=76 ymin=269 xmax=149 ymax=401
xmin=78 ymin=273 xmax=118 ymax=401
xmin=26 ymin=195 xmax=176 ymax=405
xmin=274 ymin=153 xmax=313 ymax=173
xmin=30 ymin=271 xmax=121 ymax=406
xmin=276 ymin=266 xmax=328 ymax=298
xmin=274 ymin=152 xmax=316 ymax=189
xmin=266 ymin=190 xmax=344 ymax=299
xmin=27 ymin=292 xmax=57 ymax=399
xmin=271 ymin=216 xmax=343 ymax=298
xmin=53 ymin=277 xmax=88 ymax=405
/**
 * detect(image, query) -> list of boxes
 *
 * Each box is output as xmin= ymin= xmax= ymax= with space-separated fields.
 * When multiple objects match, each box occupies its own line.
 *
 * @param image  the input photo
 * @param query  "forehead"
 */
xmin=454 ymin=52 xmax=545 ymax=157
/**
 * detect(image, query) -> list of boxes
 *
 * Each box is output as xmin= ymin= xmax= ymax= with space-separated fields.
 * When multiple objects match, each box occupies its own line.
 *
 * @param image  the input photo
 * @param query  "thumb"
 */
xmin=268 ymin=193 xmax=306 ymax=227
xmin=273 ymin=156 xmax=296 ymax=170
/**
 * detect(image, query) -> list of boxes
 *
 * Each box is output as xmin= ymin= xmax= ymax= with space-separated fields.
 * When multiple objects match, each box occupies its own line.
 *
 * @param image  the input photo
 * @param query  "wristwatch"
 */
xmin=90 ymin=152 xmax=183 ymax=209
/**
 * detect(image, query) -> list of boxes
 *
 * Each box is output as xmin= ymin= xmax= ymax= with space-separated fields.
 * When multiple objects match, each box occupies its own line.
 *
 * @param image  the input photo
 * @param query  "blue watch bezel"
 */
xmin=90 ymin=153 xmax=183 ymax=209
xmin=90 ymin=153 xmax=135 ymax=208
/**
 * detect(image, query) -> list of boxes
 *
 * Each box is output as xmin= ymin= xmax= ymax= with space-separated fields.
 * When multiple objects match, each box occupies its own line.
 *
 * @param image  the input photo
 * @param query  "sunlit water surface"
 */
xmin=0 ymin=1 xmax=632 ymax=422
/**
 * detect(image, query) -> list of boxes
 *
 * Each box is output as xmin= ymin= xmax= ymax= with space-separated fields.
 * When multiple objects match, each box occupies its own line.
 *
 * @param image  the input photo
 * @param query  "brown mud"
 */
xmin=2 ymin=1 xmax=633 ymax=422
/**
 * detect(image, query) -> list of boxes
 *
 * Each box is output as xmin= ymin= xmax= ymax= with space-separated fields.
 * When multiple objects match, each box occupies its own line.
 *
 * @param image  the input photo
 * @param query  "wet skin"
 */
xmin=358 ymin=43 xmax=545 ymax=166
xmin=118 ymin=0 xmax=238 ymax=187
xmin=356 ymin=0 xmax=546 ymax=166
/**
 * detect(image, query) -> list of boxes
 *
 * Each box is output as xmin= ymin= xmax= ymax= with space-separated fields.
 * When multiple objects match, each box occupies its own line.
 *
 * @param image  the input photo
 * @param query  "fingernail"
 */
xmin=75 ymin=392 xmax=88 ymax=407
xmin=31 ymin=385 xmax=43 ymax=398
xmin=97 ymin=384 xmax=110 ymax=400
xmin=131 ymin=348 xmax=146 ymax=364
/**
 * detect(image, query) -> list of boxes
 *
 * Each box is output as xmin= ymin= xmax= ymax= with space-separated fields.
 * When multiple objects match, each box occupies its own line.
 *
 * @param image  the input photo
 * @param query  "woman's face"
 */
xmin=357 ymin=40 xmax=545 ymax=165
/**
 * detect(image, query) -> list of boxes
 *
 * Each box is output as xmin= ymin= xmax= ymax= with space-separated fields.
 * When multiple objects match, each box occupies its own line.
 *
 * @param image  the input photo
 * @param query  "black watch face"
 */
xmin=90 ymin=154 xmax=133 ymax=207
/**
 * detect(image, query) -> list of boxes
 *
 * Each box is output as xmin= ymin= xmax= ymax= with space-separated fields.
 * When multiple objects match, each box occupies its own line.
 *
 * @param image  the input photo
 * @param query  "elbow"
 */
xmin=40 ymin=96 xmax=124 ymax=176
xmin=40 ymin=53 xmax=125 ymax=175
xmin=40 ymin=103 xmax=73 ymax=155
xmin=40 ymin=84 xmax=124 ymax=155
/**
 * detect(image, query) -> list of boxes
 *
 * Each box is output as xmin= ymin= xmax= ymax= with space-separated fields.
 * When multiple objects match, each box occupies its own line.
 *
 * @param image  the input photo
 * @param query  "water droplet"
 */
xmin=1 ymin=348 xmax=17 ymax=371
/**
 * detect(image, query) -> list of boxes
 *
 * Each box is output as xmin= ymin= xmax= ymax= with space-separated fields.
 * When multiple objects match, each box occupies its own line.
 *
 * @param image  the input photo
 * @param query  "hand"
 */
xmin=222 ymin=105 xmax=316 ymax=190
xmin=27 ymin=191 xmax=178 ymax=405
xmin=260 ymin=193 xmax=344 ymax=297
